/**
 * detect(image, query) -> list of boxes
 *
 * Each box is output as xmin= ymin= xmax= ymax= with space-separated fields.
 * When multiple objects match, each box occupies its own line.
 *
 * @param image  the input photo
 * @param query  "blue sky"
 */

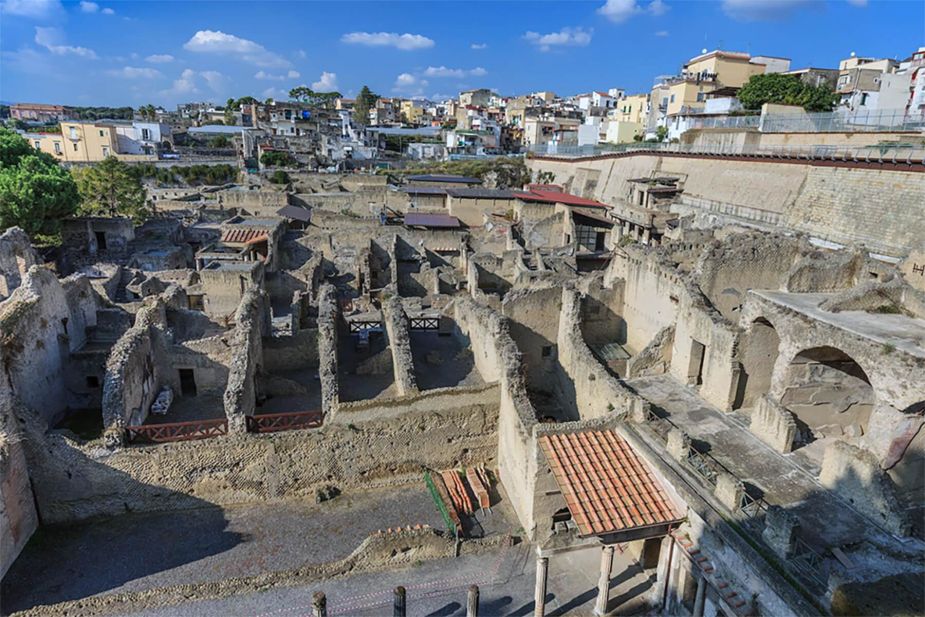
xmin=1 ymin=0 xmax=922 ymax=107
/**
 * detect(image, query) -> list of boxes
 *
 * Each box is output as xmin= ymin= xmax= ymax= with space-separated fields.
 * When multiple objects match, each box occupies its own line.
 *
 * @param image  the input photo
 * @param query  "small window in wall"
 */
xmin=99 ymin=130 xmax=105 ymax=137
xmin=94 ymin=231 xmax=107 ymax=251
xmin=54 ymin=142 xmax=62 ymax=154
xmin=86 ymin=375 xmax=100 ymax=388
xmin=34 ymin=140 xmax=41 ymax=149
xmin=73 ymin=142 xmax=79 ymax=152
xmin=542 ymin=345 xmax=553 ymax=357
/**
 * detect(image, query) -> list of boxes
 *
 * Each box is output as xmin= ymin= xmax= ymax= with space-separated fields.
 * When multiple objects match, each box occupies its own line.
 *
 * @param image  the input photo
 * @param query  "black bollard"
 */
xmin=394 ymin=585 xmax=406 ymax=617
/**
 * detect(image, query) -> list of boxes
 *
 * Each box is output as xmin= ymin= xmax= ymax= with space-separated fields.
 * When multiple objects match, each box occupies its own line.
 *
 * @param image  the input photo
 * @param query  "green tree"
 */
xmin=208 ymin=135 xmax=230 ymax=148
xmin=353 ymin=85 xmax=379 ymax=126
xmin=72 ymin=156 xmax=148 ymax=222
xmin=655 ymin=125 xmax=668 ymax=142
xmin=224 ymin=98 xmax=236 ymax=125
xmin=0 ymin=128 xmax=80 ymax=238
xmin=268 ymin=170 xmax=290 ymax=184
xmin=737 ymin=73 xmax=838 ymax=112
xmin=260 ymin=151 xmax=297 ymax=167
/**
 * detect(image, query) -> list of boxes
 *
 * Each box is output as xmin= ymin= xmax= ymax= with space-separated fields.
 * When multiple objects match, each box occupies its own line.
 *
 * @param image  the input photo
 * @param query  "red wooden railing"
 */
xmin=246 ymin=410 xmax=323 ymax=434
xmin=125 ymin=418 xmax=228 ymax=444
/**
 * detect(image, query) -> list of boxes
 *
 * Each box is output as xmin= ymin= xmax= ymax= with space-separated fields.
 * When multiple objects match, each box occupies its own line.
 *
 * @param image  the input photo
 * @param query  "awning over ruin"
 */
xmin=539 ymin=429 xmax=683 ymax=538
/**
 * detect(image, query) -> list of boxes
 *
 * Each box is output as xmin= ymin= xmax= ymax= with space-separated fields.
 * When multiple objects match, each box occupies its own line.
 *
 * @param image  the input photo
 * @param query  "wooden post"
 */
xmin=312 ymin=592 xmax=327 ymax=617
xmin=394 ymin=586 xmax=406 ymax=617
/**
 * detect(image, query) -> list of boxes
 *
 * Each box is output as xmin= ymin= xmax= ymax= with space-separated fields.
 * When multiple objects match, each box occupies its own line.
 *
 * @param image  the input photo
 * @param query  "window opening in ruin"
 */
xmin=679 ymin=565 xmax=698 ymax=612
xmin=595 ymin=231 xmax=606 ymax=251
xmin=688 ymin=339 xmax=706 ymax=386
xmin=542 ymin=345 xmax=553 ymax=357
xmin=86 ymin=375 xmax=99 ymax=388
xmin=178 ymin=368 xmax=197 ymax=396
xmin=94 ymin=231 xmax=107 ymax=251
xmin=61 ymin=318 xmax=68 ymax=335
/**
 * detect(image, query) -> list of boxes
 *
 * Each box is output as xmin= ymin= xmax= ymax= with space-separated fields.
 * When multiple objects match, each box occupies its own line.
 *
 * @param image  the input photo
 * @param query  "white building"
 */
xmin=114 ymin=121 xmax=172 ymax=155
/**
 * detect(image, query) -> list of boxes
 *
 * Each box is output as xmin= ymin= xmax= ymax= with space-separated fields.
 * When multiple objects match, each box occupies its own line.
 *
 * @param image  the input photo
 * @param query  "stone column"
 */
xmin=594 ymin=545 xmax=616 ymax=615
xmin=666 ymin=428 xmax=691 ymax=462
xmin=693 ymin=573 xmax=706 ymax=617
xmin=312 ymin=592 xmax=327 ymax=617
xmin=714 ymin=472 xmax=745 ymax=513
xmin=534 ymin=556 xmax=549 ymax=617
xmin=654 ymin=535 xmax=676 ymax=611
xmin=467 ymin=584 xmax=479 ymax=617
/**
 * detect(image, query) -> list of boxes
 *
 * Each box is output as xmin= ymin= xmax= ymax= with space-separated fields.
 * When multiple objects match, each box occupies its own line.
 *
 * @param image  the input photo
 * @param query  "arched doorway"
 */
xmin=781 ymin=346 xmax=874 ymax=447
xmin=734 ymin=318 xmax=780 ymax=410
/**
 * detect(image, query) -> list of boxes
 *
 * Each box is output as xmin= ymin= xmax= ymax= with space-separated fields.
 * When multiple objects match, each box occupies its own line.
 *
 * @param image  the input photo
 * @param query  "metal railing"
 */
xmin=125 ymin=418 xmax=228 ymax=444
xmin=246 ymin=410 xmax=322 ymax=433
xmin=686 ymin=445 xmax=720 ymax=487
xmin=527 ymin=140 xmax=925 ymax=163
xmin=409 ymin=317 xmax=439 ymax=330
xmin=787 ymin=537 xmax=829 ymax=590
xmin=685 ymin=109 xmax=923 ymax=133
xmin=739 ymin=490 xmax=770 ymax=519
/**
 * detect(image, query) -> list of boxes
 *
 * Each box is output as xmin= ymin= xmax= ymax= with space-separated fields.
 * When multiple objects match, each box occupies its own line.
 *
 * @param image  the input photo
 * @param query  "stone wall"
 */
xmin=527 ymin=154 xmax=925 ymax=257
xmin=317 ymin=284 xmax=340 ymax=417
xmin=0 ymin=424 xmax=38 ymax=579
xmin=749 ymin=395 xmax=796 ymax=453
xmin=223 ymin=287 xmax=270 ymax=433
xmin=0 ymin=268 xmax=102 ymax=426
xmin=9 ymin=381 xmax=497 ymax=524
xmin=557 ymin=288 xmax=650 ymax=421
xmin=382 ymin=294 xmax=418 ymax=396
xmin=0 ymin=227 xmax=37 ymax=301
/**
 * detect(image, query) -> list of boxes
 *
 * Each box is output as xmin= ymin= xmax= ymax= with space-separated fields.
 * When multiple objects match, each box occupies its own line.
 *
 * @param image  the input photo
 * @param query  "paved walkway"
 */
xmin=124 ymin=543 xmax=656 ymax=617
xmin=627 ymin=374 xmax=877 ymax=548
xmin=1 ymin=488 xmax=444 ymax=614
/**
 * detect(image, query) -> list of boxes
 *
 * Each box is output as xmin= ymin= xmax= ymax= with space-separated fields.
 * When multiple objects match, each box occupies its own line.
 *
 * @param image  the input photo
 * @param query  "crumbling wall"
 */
xmin=0 ymin=268 xmax=101 ymax=426
xmin=9 ymin=382 xmax=497 ymax=523
xmin=502 ymin=286 xmax=561 ymax=392
xmin=0 ymin=227 xmax=38 ymax=301
xmin=102 ymin=300 xmax=170 ymax=434
xmin=749 ymin=395 xmax=796 ymax=453
xmin=171 ymin=334 xmax=233 ymax=394
xmin=0 ymin=423 xmax=38 ymax=579
xmin=382 ymin=295 xmax=418 ymax=396
xmin=557 ymin=288 xmax=651 ymax=421
xmin=626 ymin=325 xmax=674 ymax=378
xmin=222 ymin=287 xmax=269 ymax=433
xmin=819 ymin=440 xmax=910 ymax=536
xmin=317 ymin=284 xmax=340 ymax=417
xmin=604 ymin=247 xmax=679 ymax=354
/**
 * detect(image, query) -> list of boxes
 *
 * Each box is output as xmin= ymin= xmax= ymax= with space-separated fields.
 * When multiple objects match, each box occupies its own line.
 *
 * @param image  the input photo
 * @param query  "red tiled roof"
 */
xmin=221 ymin=228 xmax=268 ymax=244
xmin=513 ymin=189 xmax=609 ymax=209
xmin=539 ymin=430 xmax=682 ymax=536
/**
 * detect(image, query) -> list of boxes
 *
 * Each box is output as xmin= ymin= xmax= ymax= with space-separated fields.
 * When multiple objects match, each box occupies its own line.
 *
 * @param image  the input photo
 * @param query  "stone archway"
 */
xmin=781 ymin=346 xmax=874 ymax=446
xmin=734 ymin=317 xmax=780 ymax=410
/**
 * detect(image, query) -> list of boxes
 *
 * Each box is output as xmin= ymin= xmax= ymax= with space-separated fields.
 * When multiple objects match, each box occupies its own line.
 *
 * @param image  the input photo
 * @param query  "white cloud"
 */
xmin=254 ymin=69 xmax=300 ymax=81
xmin=107 ymin=66 xmax=161 ymax=79
xmin=34 ymin=27 xmax=98 ymax=59
xmin=471 ymin=43 xmax=488 ymax=50
xmin=311 ymin=71 xmax=339 ymax=91
xmin=101 ymin=6 xmax=113 ymax=14
xmin=183 ymin=30 xmax=289 ymax=67
xmin=341 ymin=31 xmax=435 ymax=51
xmin=160 ymin=68 xmax=226 ymax=98
xmin=261 ymin=86 xmax=288 ymax=101
xmin=846 ymin=0 xmax=867 ymax=5
xmin=523 ymin=27 xmax=592 ymax=52
xmin=295 ymin=49 xmax=307 ymax=59
xmin=423 ymin=66 xmax=487 ymax=78
xmin=393 ymin=72 xmax=429 ymax=95
xmin=145 ymin=54 xmax=174 ymax=63
xmin=598 ymin=0 xmax=667 ymax=22
xmin=162 ymin=68 xmax=198 ymax=96
xmin=79 ymin=1 xmax=98 ymax=12
xmin=721 ymin=0 xmax=817 ymax=21
xmin=655 ymin=29 xmax=669 ymax=36
xmin=1 ymin=0 xmax=62 ymax=18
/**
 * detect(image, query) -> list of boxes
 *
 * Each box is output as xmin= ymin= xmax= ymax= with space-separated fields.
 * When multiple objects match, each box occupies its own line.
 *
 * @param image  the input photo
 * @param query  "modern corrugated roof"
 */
xmin=276 ymin=205 xmax=312 ymax=222
xmin=446 ymin=188 xmax=515 ymax=199
xmin=539 ymin=429 xmax=682 ymax=537
xmin=404 ymin=213 xmax=461 ymax=228
xmin=513 ymin=189 xmax=609 ymax=209
xmin=399 ymin=186 xmax=449 ymax=195
xmin=406 ymin=174 xmax=483 ymax=184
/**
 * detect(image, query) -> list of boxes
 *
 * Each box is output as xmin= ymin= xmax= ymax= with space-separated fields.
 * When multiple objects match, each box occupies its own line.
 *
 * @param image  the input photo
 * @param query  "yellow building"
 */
xmin=400 ymin=99 xmax=425 ymax=125
xmin=684 ymin=50 xmax=769 ymax=89
xmin=30 ymin=122 xmax=118 ymax=162
xmin=613 ymin=94 xmax=648 ymax=124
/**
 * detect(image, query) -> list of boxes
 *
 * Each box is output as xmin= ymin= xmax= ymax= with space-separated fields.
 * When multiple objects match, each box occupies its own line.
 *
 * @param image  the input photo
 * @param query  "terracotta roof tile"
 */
xmin=539 ymin=429 xmax=682 ymax=536
xmin=221 ymin=229 xmax=268 ymax=244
